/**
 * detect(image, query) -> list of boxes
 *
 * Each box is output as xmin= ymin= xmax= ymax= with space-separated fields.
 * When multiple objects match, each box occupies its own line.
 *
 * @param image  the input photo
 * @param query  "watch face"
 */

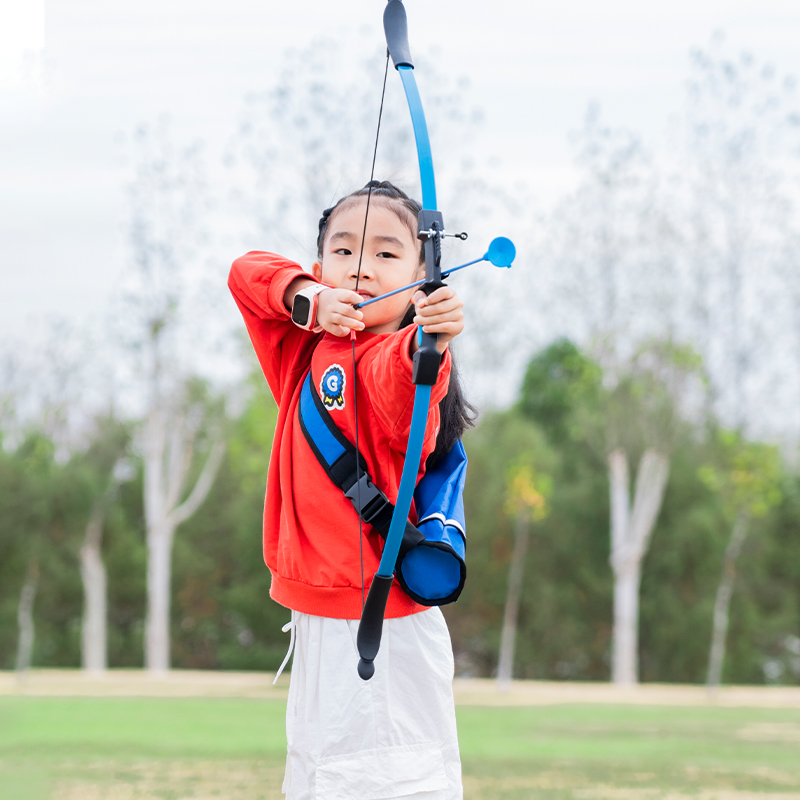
xmin=292 ymin=294 xmax=312 ymax=326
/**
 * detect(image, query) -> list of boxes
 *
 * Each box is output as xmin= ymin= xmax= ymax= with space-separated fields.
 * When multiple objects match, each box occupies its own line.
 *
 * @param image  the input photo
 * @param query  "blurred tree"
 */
xmin=15 ymin=560 xmax=38 ymax=674
xmin=519 ymin=339 xmax=603 ymax=445
xmin=105 ymin=470 xmax=147 ymax=668
xmin=518 ymin=339 xmax=706 ymax=684
xmin=224 ymin=38 xmax=484 ymax=261
xmin=123 ymin=121 xmax=227 ymax=672
xmin=607 ymin=446 xmax=669 ymax=685
xmin=0 ymin=431 xmax=87 ymax=674
xmin=447 ymin=409 xmax=563 ymax=678
xmin=699 ymin=432 xmax=783 ymax=692
xmin=1 ymin=349 xmax=797 ymax=684
xmin=541 ymin=106 xmax=702 ymax=687
xmin=547 ymin=106 xmax=669 ymax=345
xmin=604 ymin=340 xmax=704 ymax=685
xmin=496 ymin=460 xmax=551 ymax=689
xmin=508 ymin=340 xmax=612 ymax=680
xmin=170 ymin=360 xmax=287 ymax=671
xmin=72 ymin=415 xmax=133 ymax=672
xmin=8 ymin=434 xmax=55 ymax=675
xmin=143 ymin=377 xmax=226 ymax=672
xmin=683 ymin=36 xmax=800 ymax=431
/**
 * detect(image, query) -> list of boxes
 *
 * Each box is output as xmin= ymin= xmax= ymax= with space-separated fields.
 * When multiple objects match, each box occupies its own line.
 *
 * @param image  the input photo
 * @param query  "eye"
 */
xmin=333 ymin=248 xmax=352 ymax=256
xmin=376 ymin=250 xmax=398 ymax=259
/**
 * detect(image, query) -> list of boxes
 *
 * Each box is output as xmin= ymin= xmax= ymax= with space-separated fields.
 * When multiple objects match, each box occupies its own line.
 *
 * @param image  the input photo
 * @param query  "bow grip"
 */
xmin=357 ymin=574 xmax=394 ymax=680
xmin=413 ymin=208 xmax=445 ymax=386
xmin=412 ymin=302 xmax=443 ymax=386
xmin=384 ymin=0 xmax=413 ymax=69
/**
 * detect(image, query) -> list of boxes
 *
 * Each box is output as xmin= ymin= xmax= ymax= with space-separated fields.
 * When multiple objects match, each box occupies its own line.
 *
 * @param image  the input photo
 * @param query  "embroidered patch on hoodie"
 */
xmin=320 ymin=364 xmax=346 ymax=410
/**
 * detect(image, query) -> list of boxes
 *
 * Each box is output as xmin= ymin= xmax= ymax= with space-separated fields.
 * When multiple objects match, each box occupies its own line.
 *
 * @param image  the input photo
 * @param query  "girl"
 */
xmin=228 ymin=181 xmax=471 ymax=800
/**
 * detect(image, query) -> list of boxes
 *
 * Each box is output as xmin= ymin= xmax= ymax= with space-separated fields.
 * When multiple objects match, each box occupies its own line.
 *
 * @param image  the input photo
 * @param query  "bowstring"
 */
xmin=352 ymin=49 xmax=391 ymax=610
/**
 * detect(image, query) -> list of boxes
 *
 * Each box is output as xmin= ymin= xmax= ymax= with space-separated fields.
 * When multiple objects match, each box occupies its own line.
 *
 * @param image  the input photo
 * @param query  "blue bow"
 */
xmin=355 ymin=0 xmax=515 ymax=680
xmin=354 ymin=0 xmax=449 ymax=681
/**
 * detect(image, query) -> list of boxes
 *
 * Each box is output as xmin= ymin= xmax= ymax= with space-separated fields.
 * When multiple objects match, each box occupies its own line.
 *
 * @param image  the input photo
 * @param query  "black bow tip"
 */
xmin=357 ymin=658 xmax=375 ymax=680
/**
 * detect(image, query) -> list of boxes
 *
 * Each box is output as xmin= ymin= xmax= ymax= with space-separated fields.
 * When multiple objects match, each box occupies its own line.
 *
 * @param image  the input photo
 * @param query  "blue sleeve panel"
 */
xmin=414 ymin=439 xmax=468 ymax=534
xmin=399 ymin=439 xmax=468 ymax=603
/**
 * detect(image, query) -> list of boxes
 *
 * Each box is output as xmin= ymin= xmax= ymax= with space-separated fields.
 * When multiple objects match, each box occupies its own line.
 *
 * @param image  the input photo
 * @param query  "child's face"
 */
xmin=313 ymin=197 xmax=423 ymax=334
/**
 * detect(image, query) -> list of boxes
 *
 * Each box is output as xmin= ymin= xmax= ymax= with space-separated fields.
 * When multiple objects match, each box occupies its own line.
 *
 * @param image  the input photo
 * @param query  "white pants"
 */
xmin=282 ymin=607 xmax=463 ymax=800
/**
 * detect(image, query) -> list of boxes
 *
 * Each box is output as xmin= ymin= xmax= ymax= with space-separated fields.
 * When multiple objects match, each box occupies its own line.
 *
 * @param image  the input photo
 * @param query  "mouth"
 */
xmin=356 ymin=290 xmax=374 ymax=299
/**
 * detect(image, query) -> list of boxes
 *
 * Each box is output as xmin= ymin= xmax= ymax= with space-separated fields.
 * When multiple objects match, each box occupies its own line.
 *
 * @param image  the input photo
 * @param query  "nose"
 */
xmin=351 ymin=259 xmax=373 ymax=282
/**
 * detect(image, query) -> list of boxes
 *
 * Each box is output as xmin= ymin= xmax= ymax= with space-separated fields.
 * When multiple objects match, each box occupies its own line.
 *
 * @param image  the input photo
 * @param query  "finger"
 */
xmin=415 ymin=308 xmax=463 ymax=328
xmin=339 ymin=290 xmax=364 ymax=306
xmin=329 ymin=311 xmax=365 ymax=330
xmin=326 ymin=319 xmax=362 ymax=337
xmin=418 ymin=286 xmax=457 ymax=306
xmin=325 ymin=323 xmax=353 ymax=338
xmin=419 ymin=322 xmax=462 ymax=336
xmin=416 ymin=321 xmax=463 ymax=336
xmin=323 ymin=288 xmax=363 ymax=308
xmin=415 ymin=296 xmax=462 ymax=318
xmin=414 ymin=317 xmax=464 ymax=331
xmin=415 ymin=302 xmax=464 ymax=322
xmin=335 ymin=304 xmax=364 ymax=321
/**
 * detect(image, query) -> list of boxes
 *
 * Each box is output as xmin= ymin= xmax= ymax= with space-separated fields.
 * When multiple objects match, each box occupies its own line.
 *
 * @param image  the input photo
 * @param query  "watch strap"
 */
xmin=291 ymin=283 xmax=327 ymax=331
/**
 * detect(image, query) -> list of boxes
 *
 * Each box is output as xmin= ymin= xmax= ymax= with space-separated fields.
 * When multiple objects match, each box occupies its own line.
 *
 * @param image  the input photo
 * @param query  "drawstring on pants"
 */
xmin=273 ymin=610 xmax=298 ymax=685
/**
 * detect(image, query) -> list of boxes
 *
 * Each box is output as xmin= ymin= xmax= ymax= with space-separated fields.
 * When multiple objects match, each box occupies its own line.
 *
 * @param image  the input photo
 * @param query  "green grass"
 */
xmin=2 ymin=697 xmax=800 ymax=798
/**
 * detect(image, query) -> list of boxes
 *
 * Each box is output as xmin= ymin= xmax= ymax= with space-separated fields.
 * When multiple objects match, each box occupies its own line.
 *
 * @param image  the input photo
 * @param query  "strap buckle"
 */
xmin=344 ymin=473 xmax=390 ymax=526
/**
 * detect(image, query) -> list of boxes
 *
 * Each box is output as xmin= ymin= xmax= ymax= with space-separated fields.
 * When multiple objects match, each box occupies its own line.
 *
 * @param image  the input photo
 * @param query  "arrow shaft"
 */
xmin=355 ymin=256 xmax=486 ymax=309
xmin=356 ymin=278 xmax=427 ymax=308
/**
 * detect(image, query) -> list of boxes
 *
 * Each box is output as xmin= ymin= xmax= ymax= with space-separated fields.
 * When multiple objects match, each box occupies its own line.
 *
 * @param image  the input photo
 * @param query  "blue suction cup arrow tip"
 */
xmin=485 ymin=237 xmax=516 ymax=268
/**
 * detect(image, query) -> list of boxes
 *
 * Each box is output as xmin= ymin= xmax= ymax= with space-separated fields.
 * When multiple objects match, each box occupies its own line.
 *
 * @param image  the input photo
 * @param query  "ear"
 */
xmin=312 ymin=261 xmax=323 ymax=282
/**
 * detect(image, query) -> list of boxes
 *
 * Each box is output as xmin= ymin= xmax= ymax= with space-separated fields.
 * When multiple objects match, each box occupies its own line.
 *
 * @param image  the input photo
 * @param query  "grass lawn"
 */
xmin=1 ymin=696 xmax=800 ymax=799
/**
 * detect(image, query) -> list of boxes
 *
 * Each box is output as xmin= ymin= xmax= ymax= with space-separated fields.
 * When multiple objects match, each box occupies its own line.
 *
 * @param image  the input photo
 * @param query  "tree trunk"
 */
xmin=608 ymin=448 xmax=670 ymax=686
xmin=15 ymin=560 xmax=39 ymax=675
xmin=145 ymin=522 xmax=175 ymax=671
xmin=80 ymin=499 xmax=108 ymax=672
xmin=706 ymin=510 xmax=749 ymax=694
xmin=497 ymin=513 xmax=530 ymax=689
xmin=142 ymin=404 xmax=225 ymax=672
xmin=612 ymin=562 xmax=641 ymax=685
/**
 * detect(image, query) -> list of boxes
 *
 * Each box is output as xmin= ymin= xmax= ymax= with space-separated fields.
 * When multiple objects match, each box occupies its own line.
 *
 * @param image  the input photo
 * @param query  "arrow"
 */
xmin=355 ymin=237 xmax=516 ymax=309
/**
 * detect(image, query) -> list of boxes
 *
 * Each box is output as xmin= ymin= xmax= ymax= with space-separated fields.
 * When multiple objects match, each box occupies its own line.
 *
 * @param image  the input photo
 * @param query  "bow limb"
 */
xmin=356 ymin=0 xmax=445 ymax=680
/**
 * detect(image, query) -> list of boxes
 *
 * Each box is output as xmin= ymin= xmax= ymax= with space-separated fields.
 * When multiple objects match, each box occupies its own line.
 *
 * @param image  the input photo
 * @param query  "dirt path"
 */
xmin=3 ymin=669 xmax=800 ymax=708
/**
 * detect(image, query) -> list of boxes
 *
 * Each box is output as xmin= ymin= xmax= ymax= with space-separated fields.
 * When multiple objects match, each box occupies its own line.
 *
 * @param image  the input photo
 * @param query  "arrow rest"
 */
xmin=419 ymin=228 xmax=468 ymax=241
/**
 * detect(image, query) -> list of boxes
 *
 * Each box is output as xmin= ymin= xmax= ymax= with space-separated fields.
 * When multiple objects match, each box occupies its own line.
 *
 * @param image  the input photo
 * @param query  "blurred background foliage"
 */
xmin=3 ymin=36 xmax=800 ymax=685
xmin=2 ymin=338 xmax=798 ymax=685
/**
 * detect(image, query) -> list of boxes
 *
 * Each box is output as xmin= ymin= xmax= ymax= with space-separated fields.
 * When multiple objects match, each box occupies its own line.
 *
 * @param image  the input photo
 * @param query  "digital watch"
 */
xmin=291 ymin=283 xmax=328 ymax=332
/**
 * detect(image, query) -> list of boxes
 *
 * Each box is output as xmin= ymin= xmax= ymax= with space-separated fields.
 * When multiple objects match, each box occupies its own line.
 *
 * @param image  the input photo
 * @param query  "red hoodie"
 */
xmin=228 ymin=251 xmax=452 ymax=620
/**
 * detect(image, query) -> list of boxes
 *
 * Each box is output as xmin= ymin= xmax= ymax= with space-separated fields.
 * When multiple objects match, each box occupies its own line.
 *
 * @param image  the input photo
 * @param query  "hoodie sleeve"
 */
xmin=228 ymin=251 xmax=320 ymax=404
xmin=358 ymin=326 xmax=453 ymax=454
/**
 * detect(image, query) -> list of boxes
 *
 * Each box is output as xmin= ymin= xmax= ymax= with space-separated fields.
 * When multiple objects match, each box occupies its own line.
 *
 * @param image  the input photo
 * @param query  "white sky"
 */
xmin=3 ymin=0 xmax=800 ymax=346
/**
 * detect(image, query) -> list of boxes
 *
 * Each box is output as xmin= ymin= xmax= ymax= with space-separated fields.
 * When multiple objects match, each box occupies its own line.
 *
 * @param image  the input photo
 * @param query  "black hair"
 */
xmin=318 ymin=180 xmax=476 ymax=469
xmin=317 ymin=180 xmax=424 ymax=264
